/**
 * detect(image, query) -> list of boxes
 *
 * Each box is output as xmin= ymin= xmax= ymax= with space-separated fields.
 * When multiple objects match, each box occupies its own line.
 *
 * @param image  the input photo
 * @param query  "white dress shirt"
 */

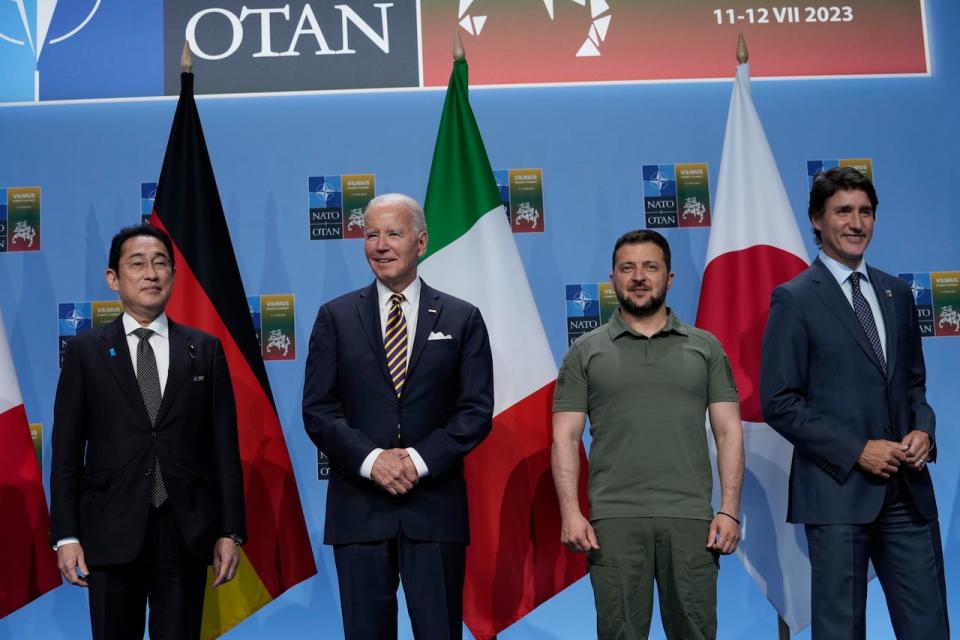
xmin=818 ymin=251 xmax=888 ymax=361
xmin=358 ymin=278 xmax=429 ymax=480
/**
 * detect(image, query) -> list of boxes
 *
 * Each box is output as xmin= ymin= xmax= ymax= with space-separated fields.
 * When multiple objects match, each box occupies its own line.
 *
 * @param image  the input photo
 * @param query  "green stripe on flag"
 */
xmin=422 ymin=58 xmax=503 ymax=261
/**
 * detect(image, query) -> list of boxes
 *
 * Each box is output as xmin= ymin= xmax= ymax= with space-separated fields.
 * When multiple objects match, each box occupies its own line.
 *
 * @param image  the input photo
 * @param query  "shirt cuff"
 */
xmin=405 ymin=447 xmax=429 ymax=478
xmin=54 ymin=537 xmax=80 ymax=551
xmin=359 ymin=448 xmax=385 ymax=479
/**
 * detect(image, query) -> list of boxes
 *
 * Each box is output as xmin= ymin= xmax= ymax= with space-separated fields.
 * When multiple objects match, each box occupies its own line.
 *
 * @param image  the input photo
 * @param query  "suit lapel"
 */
xmin=407 ymin=282 xmax=441 ymax=379
xmin=868 ymin=266 xmax=898 ymax=380
xmin=99 ymin=316 xmax=152 ymax=427
xmin=356 ymin=282 xmax=393 ymax=389
xmin=810 ymin=258 xmax=885 ymax=375
xmin=156 ymin=320 xmax=190 ymax=427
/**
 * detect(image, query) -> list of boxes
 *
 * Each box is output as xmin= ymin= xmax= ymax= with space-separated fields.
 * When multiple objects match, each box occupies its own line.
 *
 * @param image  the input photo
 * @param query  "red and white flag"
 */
xmin=695 ymin=63 xmax=811 ymax=634
xmin=0 ymin=309 xmax=61 ymax=618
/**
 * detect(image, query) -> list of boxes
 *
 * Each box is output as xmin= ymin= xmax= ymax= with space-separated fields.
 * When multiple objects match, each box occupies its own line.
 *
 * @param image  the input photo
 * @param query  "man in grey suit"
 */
xmin=761 ymin=167 xmax=947 ymax=639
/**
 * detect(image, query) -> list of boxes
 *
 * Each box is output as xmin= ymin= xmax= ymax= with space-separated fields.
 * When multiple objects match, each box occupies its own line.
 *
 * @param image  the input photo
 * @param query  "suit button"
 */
xmin=145 ymin=468 xmax=152 ymax=476
xmin=152 ymin=431 xmax=158 ymax=437
xmin=883 ymin=426 xmax=892 ymax=435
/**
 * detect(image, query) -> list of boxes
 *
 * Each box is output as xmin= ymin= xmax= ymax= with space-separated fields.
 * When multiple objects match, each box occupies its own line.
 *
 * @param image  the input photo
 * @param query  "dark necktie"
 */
xmin=384 ymin=294 xmax=408 ymax=396
xmin=133 ymin=328 xmax=168 ymax=507
xmin=849 ymin=272 xmax=886 ymax=374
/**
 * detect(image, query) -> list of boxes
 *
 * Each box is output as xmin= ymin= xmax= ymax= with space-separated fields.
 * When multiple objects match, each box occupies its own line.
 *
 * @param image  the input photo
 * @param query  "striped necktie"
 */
xmin=384 ymin=294 xmax=408 ymax=396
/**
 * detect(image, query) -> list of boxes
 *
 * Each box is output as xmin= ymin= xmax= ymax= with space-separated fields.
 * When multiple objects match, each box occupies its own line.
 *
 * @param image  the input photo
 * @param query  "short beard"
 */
xmin=617 ymin=288 xmax=666 ymax=318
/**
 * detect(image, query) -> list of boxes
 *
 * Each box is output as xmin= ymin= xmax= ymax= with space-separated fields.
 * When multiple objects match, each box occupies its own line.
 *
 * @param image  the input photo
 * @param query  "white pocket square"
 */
xmin=428 ymin=331 xmax=454 ymax=341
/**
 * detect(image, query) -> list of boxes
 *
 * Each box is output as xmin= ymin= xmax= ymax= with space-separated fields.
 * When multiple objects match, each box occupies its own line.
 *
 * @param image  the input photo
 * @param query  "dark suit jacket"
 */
xmin=302 ymin=279 xmax=494 ymax=545
xmin=50 ymin=315 xmax=245 ymax=565
xmin=760 ymin=258 xmax=938 ymax=525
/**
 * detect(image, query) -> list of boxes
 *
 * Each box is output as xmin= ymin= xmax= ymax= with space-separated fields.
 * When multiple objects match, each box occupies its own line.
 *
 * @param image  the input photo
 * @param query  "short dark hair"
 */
xmin=108 ymin=224 xmax=175 ymax=272
xmin=612 ymin=229 xmax=671 ymax=271
xmin=808 ymin=167 xmax=878 ymax=245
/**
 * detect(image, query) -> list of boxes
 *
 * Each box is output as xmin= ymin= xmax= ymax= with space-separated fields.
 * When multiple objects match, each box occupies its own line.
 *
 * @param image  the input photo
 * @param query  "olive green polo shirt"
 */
xmin=553 ymin=308 xmax=739 ymax=522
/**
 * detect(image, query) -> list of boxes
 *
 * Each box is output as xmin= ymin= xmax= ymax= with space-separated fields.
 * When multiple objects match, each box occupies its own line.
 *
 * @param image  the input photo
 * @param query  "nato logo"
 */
xmin=141 ymin=182 xmax=157 ymax=224
xmin=643 ymin=164 xmax=676 ymax=198
xmin=566 ymin=284 xmax=599 ymax=317
xmin=309 ymin=176 xmax=342 ymax=209
xmin=898 ymin=273 xmax=934 ymax=336
xmin=566 ymin=284 xmax=601 ymax=344
xmin=59 ymin=302 xmax=91 ymax=336
xmin=0 ymin=1 xmax=161 ymax=102
xmin=642 ymin=164 xmax=679 ymax=228
xmin=308 ymin=175 xmax=344 ymax=240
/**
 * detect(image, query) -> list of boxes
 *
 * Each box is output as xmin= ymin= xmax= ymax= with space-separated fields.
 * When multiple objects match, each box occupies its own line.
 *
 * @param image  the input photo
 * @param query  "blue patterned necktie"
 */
xmin=384 ymin=294 xmax=408 ymax=397
xmin=849 ymin=273 xmax=886 ymax=375
xmin=133 ymin=328 xmax=168 ymax=507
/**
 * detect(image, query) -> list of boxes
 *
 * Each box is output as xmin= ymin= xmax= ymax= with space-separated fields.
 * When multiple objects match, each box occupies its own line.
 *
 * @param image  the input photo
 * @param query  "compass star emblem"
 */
xmin=64 ymin=306 xmax=87 ymax=331
xmin=572 ymin=288 xmax=593 ymax=313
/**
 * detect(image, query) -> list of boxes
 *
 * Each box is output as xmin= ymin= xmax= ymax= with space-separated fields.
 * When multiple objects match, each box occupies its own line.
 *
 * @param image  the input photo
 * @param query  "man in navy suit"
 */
xmin=761 ymin=167 xmax=947 ymax=639
xmin=51 ymin=224 xmax=245 ymax=640
xmin=303 ymin=193 xmax=494 ymax=640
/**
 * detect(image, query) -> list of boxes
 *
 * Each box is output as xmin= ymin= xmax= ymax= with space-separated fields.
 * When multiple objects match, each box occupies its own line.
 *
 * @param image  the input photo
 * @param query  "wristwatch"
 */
xmin=223 ymin=532 xmax=244 ymax=546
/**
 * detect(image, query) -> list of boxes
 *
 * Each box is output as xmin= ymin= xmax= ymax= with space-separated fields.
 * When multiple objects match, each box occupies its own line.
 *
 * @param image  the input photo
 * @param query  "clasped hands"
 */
xmin=857 ymin=430 xmax=931 ymax=478
xmin=371 ymin=448 xmax=419 ymax=495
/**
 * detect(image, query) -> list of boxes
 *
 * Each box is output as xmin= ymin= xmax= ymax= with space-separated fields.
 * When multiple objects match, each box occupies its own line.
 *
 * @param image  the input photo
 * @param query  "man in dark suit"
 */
xmin=51 ymin=224 xmax=245 ymax=640
xmin=761 ymin=167 xmax=947 ymax=639
xmin=303 ymin=193 xmax=493 ymax=640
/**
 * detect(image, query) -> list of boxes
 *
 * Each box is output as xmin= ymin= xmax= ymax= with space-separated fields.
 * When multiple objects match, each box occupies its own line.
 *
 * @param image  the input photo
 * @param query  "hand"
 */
xmin=212 ymin=537 xmax=240 ymax=587
xmin=57 ymin=542 xmax=89 ymax=587
xmin=857 ymin=439 xmax=907 ymax=478
xmin=560 ymin=511 xmax=599 ymax=553
xmin=400 ymin=454 xmax=419 ymax=484
xmin=900 ymin=430 xmax=932 ymax=470
xmin=371 ymin=449 xmax=416 ymax=495
xmin=706 ymin=513 xmax=740 ymax=554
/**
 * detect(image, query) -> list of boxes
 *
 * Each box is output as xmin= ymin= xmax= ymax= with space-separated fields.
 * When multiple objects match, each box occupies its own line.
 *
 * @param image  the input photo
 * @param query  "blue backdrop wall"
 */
xmin=1 ymin=2 xmax=958 ymax=638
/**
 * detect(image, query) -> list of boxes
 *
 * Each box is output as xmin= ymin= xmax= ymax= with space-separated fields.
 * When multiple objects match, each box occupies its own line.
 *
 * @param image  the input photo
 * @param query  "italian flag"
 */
xmin=419 ymin=55 xmax=589 ymax=639
xmin=695 ymin=62 xmax=810 ymax=634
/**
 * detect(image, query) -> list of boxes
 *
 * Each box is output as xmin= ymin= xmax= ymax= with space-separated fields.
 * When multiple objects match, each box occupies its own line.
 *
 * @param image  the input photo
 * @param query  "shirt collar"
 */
xmin=607 ymin=307 xmax=687 ymax=339
xmin=376 ymin=277 xmax=421 ymax=311
xmin=122 ymin=312 xmax=169 ymax=339
xmin=818 ymin=250 xmax=870 ymax=286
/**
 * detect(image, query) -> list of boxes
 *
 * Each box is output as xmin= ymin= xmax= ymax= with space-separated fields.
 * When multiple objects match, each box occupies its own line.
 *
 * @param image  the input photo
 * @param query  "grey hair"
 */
xmin=364 ymin=193 xmax=427 ymax=234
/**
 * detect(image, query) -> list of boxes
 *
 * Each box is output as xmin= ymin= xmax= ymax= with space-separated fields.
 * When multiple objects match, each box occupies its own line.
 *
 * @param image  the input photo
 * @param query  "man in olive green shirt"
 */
xmin=552 ymin=229 xmax=744 ymax=640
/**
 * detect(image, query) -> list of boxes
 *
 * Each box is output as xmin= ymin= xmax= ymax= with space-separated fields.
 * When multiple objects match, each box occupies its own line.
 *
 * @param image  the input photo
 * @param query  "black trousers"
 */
xmin=805 ymin=479 xmax=949 ymax=640
xmin=333 ymin=531 xmax=466 ymax=640
xmin=87 ymin=503 xmax=208 ymax=640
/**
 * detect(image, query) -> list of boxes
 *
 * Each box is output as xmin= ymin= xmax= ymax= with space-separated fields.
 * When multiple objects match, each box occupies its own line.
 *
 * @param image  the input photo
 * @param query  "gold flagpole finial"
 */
xmin=453 ymin=31 xmax=465 ymax=61
xmin=736 ymin=32 xmax=749 ymax=64
xmin=181 ymin=40 xmax=193 ymax=73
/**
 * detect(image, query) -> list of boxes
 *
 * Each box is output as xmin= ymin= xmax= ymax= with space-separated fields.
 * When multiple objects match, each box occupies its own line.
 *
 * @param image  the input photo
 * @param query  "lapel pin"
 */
xmin=428 ymin=308 xmax=437 ymax=314
xmin=885 ymin=290 xmax=893 ymax=298
xmin=109 ymin=347 xmax=117 ymax=357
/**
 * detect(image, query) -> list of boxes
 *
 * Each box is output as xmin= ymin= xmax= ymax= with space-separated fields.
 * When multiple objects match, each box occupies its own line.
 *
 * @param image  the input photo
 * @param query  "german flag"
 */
xmin=150 ymin=71 xmax=316 ymax=638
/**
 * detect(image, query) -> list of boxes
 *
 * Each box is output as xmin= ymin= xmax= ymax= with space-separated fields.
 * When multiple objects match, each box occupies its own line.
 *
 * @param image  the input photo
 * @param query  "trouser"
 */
xmin=333 ymin=531 xmax=466 ymax=640
xmin=588 ymin=517 xmax=718 ymax=640
xmin=87 ymin=503 xmax=208 ymax=640
xmin=805 ymin=479 xmax=949 ymax=640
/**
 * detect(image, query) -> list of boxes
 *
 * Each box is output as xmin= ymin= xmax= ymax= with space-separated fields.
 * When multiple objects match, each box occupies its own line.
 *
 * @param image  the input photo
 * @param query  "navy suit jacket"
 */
xmin=302 ymin=280 xmax=494 ymax=545
xmin=760 ymin=258 xmax=938 ymax=525
xmin=50 ymin=316 xmax=245 ymax=564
